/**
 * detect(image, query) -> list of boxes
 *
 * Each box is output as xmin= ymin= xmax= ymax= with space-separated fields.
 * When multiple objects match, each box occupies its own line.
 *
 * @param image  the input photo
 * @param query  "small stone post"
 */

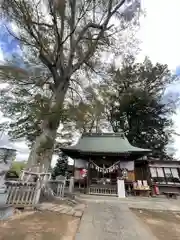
xmin=69 ymin=176 xmax=74 ymax=194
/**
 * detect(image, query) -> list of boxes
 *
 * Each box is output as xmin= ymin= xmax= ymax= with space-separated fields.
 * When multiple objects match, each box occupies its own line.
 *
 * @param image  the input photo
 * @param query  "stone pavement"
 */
xmin=121 ymin=197 xmax=180 ymax=211
xmin=76 ymin=194 xmax=180 ymax=211
xmin=75 ymin=202 xmax=158 ymax=240
xmin=38 ymin=196 xmax=180 ymax=240
xmin=37 ymin=202 xmax=85 ymax=218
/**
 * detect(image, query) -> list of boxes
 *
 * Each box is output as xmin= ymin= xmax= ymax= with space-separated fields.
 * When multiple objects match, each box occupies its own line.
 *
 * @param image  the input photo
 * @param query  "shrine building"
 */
xmin=61 ymin=131 xmax=152 ymax=196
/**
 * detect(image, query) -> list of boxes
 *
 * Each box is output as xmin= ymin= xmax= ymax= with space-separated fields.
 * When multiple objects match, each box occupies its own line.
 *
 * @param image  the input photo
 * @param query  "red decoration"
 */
xmin=80 ymin=169 xmax=87 ymax=178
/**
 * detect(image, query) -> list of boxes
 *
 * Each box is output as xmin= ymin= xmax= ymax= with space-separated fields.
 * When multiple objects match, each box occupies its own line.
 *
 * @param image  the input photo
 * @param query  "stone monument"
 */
xmin=0 ymin=148 xmax=16 ymax=219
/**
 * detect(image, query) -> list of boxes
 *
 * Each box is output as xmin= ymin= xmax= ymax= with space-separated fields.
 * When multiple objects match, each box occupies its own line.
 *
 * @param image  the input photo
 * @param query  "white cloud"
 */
xmin=138 ymin=0 xmax=180 ymax=69
xmin=16 ymin=152 xmax=29 ymax=162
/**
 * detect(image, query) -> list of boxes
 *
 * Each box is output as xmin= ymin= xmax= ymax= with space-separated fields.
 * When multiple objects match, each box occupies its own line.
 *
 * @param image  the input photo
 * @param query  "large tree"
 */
xmin=0 ymin=0 xmax=140 ymax=170
xmin=66 ymin=86 xmax=106 ymax=133
xmin=101 ymin=58 xmax=177 ymax=158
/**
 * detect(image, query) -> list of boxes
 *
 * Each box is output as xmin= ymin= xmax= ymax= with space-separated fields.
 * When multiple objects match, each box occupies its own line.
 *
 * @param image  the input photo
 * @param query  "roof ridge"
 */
xmin=82 ymin=132 xmax=125 ymax=137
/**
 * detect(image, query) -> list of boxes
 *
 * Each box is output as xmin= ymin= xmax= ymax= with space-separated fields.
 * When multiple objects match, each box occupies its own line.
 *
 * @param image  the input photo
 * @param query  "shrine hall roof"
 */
xmin=60 ymin=132 xmax=151 ymax=157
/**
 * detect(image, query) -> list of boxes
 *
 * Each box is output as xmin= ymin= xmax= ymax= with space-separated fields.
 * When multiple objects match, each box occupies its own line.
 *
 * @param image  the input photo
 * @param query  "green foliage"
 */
xmin=102 ymin=57 xmax=177 ymax=159
xmin=52 ymin=153 xmax=68 ymax=179
xmin=0 ymin=61 xmax=51 ymax=145
xmin=0 ymin=79 xmax=69 ymax=146
xmin=11 ymin=161 xmax=26 ymax=174
xmin=66 ymin=87 xmax=105 ymax=133
xmin=6 ymin=161 xmax=26 ymax=179
xmin=5 ymin=171 xmax=19 ymax=179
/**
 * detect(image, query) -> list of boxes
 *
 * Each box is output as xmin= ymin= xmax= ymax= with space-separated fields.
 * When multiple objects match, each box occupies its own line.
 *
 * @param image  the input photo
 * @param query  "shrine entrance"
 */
xmin=60 ymin=132 xmax=151 ymax=197
xmin=87 ymin=160 xmax=121 ymax=196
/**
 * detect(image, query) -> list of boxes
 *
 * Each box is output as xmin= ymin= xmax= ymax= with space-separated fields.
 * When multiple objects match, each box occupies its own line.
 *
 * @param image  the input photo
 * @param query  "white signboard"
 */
xmin=120 ymin=161 xmax=134 ymax=171
xmin=74 ymin=159 xmax=88 ymax=169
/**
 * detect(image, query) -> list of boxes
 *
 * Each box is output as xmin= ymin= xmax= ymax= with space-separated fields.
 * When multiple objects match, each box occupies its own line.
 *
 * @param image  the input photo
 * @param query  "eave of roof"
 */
xmin=60 ymin=132 xmax=151 ymax=157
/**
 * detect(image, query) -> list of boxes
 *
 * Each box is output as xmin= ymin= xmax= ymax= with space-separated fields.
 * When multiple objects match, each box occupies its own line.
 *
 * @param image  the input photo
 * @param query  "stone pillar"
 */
xmin=69 ymin=176 xmax=74 ymax=194
xmin=117 ymin=179 xmax=126 ymax=198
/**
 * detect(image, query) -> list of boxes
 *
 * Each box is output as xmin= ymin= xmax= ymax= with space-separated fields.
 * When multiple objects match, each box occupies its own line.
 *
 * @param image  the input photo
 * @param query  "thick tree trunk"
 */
xmin=26 ymin=127 xmax=57 ymax=171
xmin=26 ymin=87 xmax=67 ymax=172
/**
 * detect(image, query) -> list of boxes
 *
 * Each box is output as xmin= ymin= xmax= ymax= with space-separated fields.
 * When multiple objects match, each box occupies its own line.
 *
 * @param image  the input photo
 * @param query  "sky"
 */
xmin=0 ymin=0 xmax=180 ymax=166
xmin=138 ymin=0 xmax=180 ymax=158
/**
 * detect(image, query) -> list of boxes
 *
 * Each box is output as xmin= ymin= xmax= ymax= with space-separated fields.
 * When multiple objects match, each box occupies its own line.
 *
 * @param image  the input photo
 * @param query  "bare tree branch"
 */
xmin=71 ymin=0 xmax=126 ymax=74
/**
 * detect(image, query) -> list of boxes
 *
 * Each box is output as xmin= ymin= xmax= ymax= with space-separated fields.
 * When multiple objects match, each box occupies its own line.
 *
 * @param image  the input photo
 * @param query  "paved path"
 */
xmin=76 ymin=202 xmax=158 ymax=240
xmin=76 ymin=194 xmax=180 ymax=211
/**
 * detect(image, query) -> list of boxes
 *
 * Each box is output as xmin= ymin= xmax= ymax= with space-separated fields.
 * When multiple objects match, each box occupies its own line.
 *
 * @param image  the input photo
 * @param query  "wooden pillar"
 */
xmin=73 ymin=160 xmax=76 ymax=178
xmin=117 ymin=161 xmax=121 ymax=178
xmin=87 ymin=161 xmax=90 ymax=193
xmin=146 ymin=162 xmax=152 ymax=185
xmin=141 ymin=166 xmax=144 ymax=180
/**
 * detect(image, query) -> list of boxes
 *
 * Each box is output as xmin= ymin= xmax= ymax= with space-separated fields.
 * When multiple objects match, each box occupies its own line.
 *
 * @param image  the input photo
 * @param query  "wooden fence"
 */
xmin=5 ymin=181 xmax=41 ymax=207
xmin=45 ymin=180 xmax=66 ymax=198
xmin=88 ymin=186 xmax=117 ymax=196
xmin=4 ymin=177 xmax=75 ymax=207
xmin=46 ymin=177 xmax=74 ymax=199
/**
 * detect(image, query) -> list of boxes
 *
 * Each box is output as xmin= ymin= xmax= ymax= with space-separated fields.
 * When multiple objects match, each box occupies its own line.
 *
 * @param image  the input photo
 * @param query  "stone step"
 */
xmin=74 ymin=210 xmax=83 ymax=218
xmin=37 ymin=202 xmax=85 ymax=218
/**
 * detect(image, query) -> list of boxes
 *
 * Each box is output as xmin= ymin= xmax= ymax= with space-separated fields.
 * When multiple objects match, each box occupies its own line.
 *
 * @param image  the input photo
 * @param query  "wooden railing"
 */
xmin=46 ymin=177 xmax=75 ymax=198
xmin=47 ymin=180 xmax=66 ymax=198
xmin=4 ymin=176 xmax=75 ymax=207
xmin=88 ymin=185 xmax=117 ymax=196
xmin=6 ymin=181 xmax=41 ymax=206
